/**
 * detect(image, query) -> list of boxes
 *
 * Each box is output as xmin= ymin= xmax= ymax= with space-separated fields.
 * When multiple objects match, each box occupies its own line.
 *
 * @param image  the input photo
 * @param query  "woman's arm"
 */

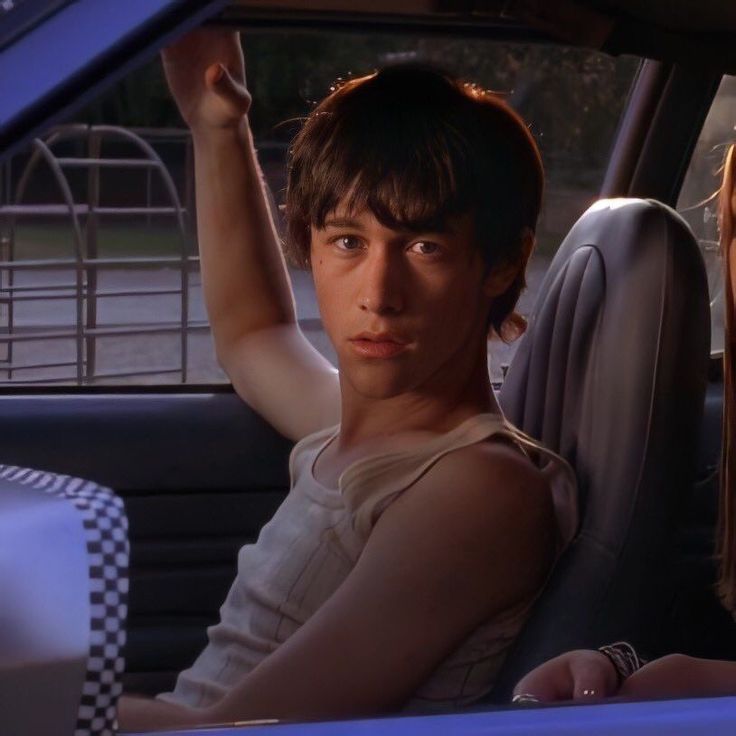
xmin=514 ymin=649 xmax=736 ymax=704
xmin=162 ymin=30 xmax=339 ymax=440
xmin=118 ymin=444 xmax=554 ymax=730
xmin=619 ymin=654 xmax=736 ymax=700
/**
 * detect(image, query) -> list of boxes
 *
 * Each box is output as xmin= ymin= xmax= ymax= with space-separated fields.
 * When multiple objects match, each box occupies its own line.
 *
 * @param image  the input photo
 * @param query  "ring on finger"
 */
xmin=512 ymin=693 xmax=541 ymax=705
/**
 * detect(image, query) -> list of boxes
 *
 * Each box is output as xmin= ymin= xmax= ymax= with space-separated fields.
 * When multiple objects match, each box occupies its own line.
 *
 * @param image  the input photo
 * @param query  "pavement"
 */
xmin=0 ymin=259 xmax=550 ymax=386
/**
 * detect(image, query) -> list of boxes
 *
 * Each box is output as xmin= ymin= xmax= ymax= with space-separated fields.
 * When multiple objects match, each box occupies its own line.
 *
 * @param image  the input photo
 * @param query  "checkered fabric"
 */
xmin=0 ymin=465 xmax=129 ymax=736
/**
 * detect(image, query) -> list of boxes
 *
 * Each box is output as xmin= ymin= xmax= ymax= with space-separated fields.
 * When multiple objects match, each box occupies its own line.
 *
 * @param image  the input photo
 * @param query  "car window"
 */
xmin=0 ymin=31 xmax=639 ymax=386
xmin=677 ymin=74 xmax=736 ymax=356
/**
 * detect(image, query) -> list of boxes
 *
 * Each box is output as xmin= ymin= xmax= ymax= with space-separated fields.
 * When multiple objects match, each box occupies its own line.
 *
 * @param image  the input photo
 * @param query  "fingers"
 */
xmin=206 ymin=63 xmax=252 ymax=116
xmin=205 ymin=62 xmax=225 ymax=87
xmin=162 ymin=28 xmax=240 ymax=63
xmin=512 ymin=675 xmax=559 ymax=703
xmin=513 ymin=657 xmax=572 ymax=703
xmin=513 ymin=650 xmax=619 ymax=705
xmin=570 ymin=653 xmax=618 ymax=700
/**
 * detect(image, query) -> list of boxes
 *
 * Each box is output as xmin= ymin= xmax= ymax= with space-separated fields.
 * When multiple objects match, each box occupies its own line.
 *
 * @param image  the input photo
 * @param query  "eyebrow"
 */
xmin=321 ymin=217 xmax=454 ymax=235
xmin=322 ymin=218 xmax=363 ymax=229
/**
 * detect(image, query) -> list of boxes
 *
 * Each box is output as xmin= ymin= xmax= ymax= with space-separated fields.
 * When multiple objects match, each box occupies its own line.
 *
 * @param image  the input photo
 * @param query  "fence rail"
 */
xmin=0 ymin=124 xmax=198 ymax=384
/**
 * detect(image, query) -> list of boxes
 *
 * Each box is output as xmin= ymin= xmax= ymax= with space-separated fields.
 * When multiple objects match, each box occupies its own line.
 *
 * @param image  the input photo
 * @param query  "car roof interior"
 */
xmin=221 ymin=0 xmax=736 ymax=70
xmin=4 ymin=0 xmax=734 ymax=172
xmin=209 ymin=1 xmax=731 ymax=207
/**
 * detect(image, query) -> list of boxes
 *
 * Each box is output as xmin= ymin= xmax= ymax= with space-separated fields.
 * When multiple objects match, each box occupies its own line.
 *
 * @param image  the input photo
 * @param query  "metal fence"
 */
xmin=0 ymin=124 xmax=206 ymax=384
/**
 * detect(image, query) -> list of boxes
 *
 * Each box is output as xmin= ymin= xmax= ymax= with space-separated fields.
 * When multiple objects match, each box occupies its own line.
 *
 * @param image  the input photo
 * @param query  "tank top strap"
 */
xmin=493 ymin=423 xmax=579 ymax=547
xmin=291 ymin=414 xmax=578 ymax=549
xmin=342 ymin=413 xmax=513 ymax=539
xmin=288 ymin=423 xmax=339 ymax=485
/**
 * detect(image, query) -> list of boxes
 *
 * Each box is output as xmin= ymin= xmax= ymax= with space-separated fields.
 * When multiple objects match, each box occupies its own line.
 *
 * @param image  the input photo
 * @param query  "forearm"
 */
xmin=677 ymin=656 xmax=736 ymax=696
xmin=620 ymin=654 xmax=736 ymax=700
xmin=191 ymin=118 xmax=297 ymax=361
xmin=117 ymin=694 xmax=207 ymax=732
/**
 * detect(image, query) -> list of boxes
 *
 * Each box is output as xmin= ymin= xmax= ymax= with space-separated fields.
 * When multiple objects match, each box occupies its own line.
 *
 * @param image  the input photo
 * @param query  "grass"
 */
xmin=3 ymin=222 xmax=193 ymax=260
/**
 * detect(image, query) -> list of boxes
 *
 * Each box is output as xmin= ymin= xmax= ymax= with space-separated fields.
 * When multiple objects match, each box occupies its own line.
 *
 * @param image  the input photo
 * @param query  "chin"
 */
xmin=341 ymin=362 xmax=416 ymax=400
xmin=352 ymin=384 xmax=406 ymax=400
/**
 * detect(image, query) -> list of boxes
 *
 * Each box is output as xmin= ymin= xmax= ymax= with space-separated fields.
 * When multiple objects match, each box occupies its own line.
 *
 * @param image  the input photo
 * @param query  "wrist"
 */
xmin=598 ymin=641 xmax=644 ymax=688
xmin=191 ymin=115 xmax=251 ymax=150
xmin=590 ymin=650 xmax=620 ymax=694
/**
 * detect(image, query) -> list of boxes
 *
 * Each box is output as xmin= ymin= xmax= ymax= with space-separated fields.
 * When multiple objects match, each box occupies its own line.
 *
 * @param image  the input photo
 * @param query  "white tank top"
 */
xmin=158 ymin=412 xmax=577 ymax=712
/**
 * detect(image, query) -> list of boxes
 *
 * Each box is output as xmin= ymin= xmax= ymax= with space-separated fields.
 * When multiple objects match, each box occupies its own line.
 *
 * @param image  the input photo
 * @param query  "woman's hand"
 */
xmin=513 ymin=649 xmax=619 ymax=703
xmin=161 ymin=29 xmax=251 ymax=132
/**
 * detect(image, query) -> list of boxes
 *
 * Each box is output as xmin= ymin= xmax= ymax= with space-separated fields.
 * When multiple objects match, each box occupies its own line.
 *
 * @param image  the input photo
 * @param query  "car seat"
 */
xmin=0 ymin=465 xmax=129 ymax=735
xmin=490 ymin=198 xmax=710 ymax=700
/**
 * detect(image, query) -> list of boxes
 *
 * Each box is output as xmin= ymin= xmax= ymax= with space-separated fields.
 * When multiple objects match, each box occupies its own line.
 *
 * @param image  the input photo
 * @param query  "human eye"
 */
xmin=331 ymin=235 xmax=363 ymax=252
xmin=408 ymin=240 xmax=441 ymax=256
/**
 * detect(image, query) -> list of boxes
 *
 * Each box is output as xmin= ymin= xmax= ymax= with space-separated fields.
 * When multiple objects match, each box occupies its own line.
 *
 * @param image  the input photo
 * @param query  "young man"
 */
xmin=118 ymin=29 xmax=576 ymax=730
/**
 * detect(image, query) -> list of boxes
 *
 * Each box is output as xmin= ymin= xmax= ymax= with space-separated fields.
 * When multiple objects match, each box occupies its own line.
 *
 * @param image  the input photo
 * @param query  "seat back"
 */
xmin=490 ymin=199 xmax=710 ymax=699
xmin=0 ymin=465 xmax=128 ymax=736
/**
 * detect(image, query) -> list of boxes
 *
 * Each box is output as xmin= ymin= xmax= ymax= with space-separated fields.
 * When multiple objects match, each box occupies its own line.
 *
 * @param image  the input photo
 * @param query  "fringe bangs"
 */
xmin=299 ymin=104 xmax=474 ymax=240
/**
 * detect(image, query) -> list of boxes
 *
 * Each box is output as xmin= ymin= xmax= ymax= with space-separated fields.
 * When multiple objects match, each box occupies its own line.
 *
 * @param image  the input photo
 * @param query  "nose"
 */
xmin=358 ymin=247 xmax=404 ymax=315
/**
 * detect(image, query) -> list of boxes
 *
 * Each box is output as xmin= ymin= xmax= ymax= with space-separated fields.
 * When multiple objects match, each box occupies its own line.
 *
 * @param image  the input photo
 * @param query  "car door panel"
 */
xmin=0 ymin=390 xmax=293 ymax=693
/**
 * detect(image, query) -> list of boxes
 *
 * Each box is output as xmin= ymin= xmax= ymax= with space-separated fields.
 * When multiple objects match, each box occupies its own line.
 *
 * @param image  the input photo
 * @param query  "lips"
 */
xmin=348 ymin=332 xmax=410 ymax=359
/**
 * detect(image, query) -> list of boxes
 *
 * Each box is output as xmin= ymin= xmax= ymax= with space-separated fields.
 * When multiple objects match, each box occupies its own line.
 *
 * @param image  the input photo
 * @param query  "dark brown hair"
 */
xmin=284 ymin=64 xmax=544 ymax=339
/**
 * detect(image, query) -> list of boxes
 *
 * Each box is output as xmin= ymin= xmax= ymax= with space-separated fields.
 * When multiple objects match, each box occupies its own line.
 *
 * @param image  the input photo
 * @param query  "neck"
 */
xmin=336 ymin=344 xmax=499 ymax=449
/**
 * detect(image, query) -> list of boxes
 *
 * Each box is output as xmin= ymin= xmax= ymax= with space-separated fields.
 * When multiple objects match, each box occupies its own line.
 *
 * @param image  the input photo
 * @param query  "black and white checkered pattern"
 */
xmin=0 ymin=465 xmax=129 ymax=736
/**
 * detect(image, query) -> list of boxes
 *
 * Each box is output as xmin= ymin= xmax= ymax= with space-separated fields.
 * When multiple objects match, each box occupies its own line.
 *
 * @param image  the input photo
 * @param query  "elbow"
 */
xmin=212 ymin=334 xmax=235 ymax=374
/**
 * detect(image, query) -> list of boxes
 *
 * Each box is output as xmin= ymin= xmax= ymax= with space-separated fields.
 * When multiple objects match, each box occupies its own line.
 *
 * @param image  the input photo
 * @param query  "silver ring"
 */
xmin=582 ymin=688 xmax=597 ymax=697
xmin=512 ymin=693 xmax=540 ymax=704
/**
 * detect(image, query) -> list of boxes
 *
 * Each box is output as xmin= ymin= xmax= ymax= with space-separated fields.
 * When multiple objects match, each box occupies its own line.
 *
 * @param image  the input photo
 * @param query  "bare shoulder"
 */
xmin=372 ymin=437 xmax=556 ymax=606
xmin=415 ymin=439 xmax=553 ymax=525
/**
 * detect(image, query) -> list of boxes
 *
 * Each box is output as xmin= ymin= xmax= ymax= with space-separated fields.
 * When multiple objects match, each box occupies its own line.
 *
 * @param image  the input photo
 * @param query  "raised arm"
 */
xmin=162 ymin=30 xmax=339 ymax=440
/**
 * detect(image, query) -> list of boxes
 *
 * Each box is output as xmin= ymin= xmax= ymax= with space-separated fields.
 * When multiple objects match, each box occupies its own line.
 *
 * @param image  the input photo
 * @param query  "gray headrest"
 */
xmin=492 ymin=198 xmax=710 ymax=699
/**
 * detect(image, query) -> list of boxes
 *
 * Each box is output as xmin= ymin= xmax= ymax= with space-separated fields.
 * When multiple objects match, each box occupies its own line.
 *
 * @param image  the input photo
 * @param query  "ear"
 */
xmin=482 ymin=228 xmax=535 ymax=297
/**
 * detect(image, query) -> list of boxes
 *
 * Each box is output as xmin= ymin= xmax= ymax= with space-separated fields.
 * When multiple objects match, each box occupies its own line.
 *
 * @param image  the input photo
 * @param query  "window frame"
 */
xmin=0 ymin=0 xmax=227 ymax=163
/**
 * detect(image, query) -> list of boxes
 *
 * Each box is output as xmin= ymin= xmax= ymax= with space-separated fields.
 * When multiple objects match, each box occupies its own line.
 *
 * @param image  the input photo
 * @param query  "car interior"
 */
xmin=2 ymin=0 xmax=736 ymax=731
xmin=0 ymin=465 xmax=128 ymax=735
xmin=492 ymin=196 xmax=711 ymax=698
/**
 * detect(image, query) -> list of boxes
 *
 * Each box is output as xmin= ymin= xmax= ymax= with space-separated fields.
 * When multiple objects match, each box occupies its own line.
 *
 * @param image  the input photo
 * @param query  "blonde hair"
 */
xmin=717 ymin=142 xmax=736 ymax=612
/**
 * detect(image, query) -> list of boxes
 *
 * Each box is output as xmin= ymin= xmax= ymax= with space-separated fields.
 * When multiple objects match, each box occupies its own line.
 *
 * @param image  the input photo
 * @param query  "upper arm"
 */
xmin=220 ymin=323 xmax=341 ymax=441
xmin=205 ymin=443 xmax=555 ymax=723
